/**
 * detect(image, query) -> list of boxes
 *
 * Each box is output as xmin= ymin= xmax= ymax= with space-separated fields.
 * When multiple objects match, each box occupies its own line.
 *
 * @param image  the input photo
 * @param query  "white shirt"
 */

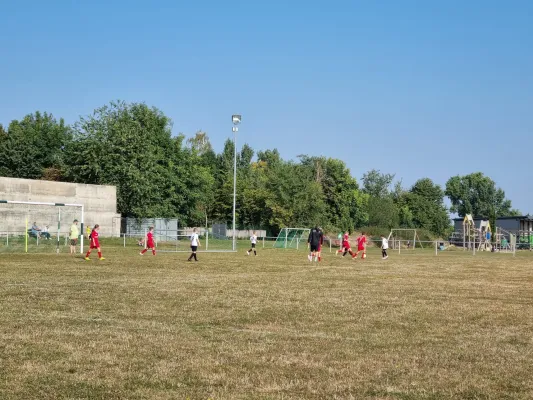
xmin=381 ymin=238 xmax=389 ymax=249
xmin=190 ymin=233 xmax=199 ymax=246
xmin=42 ymin=226 xmax=49 ymax=233
xmin=250 ymin=235 xmax=257 ymax=244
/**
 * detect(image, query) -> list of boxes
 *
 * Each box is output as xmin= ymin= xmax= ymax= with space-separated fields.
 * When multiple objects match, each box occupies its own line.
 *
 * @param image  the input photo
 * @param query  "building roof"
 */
xmin=453 ymin=214 xmax=533 ymax=221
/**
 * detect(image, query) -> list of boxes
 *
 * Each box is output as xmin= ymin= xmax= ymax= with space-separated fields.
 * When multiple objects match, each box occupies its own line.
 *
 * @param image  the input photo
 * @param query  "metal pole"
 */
xmin=80 ymin=206 xmax=84 ymax=254
xmin=56 ymin=207 xmax=61 ymax=254
xmin=463 ymin=222 xmax=466 ymax=251
xmin=232 ymin=128 xmax=237 ymax=251
xmin=206 ymin=230 xmax=209 ymax=251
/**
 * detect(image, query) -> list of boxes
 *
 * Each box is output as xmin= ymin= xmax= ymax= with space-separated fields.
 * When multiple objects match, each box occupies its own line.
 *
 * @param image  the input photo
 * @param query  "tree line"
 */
xmin=0 ymin=101 xmax=521 ymax=237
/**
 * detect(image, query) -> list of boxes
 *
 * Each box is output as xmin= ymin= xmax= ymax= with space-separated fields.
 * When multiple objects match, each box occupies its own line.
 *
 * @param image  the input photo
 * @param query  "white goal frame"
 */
xmin=387 ymin=229 xmax=423 ymax=251
xmin=0 ymin=200 xmax=85 ymax=254
xmin=153 ymin=229 xmax=237 ymax=253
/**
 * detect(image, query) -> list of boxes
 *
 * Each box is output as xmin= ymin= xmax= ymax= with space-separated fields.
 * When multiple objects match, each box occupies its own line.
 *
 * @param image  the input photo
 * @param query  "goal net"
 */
xmin=387 ymin=229 xmax=423 ymax=250
xmin=273 ymin=228 xmax=310 ymax=250
xmin=0 ymin=200 xmax=84 ymax=254
xmin=153 ymin=228 xmax=234 ymax=252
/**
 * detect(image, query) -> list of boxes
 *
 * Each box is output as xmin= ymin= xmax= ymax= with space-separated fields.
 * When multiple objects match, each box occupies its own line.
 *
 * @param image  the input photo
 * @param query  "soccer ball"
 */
xmin=362 ymin=253 xmax=367 ymax=259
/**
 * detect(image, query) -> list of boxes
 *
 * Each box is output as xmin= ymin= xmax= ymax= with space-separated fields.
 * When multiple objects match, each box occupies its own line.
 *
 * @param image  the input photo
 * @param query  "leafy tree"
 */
xmin=65 ymin=101 xmax=213 ymax=222
xmin=366 ymin=196 xmax=399 ymax=229
xmin=186 ymin=131 xmax=217 ymax=175
xmin=445 ymin=173 xmax=518 ymax=219
xmin=362 ymin=169 xmax=395 ymax=198
xmin=299 ymin=156 xmax=361 ymax=232
xmin=257 ymin=149 xmax=281 ymax=169
xmin=407 ymin=178 xmax=450 ymax=236
xmin=265 ymin=161 xmax=326 ymax=232
xmin=0 ymin=112 xmax=72 ymax=180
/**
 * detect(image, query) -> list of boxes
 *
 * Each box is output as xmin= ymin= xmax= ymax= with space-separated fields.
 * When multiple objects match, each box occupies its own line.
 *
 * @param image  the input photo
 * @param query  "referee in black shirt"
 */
xmin=307 ymin=226 xmax=323 ymax=262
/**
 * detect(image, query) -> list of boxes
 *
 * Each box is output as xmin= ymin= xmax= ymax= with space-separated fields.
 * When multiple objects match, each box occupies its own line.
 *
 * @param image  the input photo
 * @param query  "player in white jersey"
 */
xmin=381 ymin=234 xmax=389 ymax=259
xmin=247 ymin=231 xmax=258 ymax=256
xmin=187 ymin=228 xmax=201 ymax=262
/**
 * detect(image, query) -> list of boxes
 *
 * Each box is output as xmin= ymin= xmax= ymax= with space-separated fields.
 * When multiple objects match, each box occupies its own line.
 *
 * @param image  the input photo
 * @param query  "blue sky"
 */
xmin=1 ymin=0 xmax=532 ymax=212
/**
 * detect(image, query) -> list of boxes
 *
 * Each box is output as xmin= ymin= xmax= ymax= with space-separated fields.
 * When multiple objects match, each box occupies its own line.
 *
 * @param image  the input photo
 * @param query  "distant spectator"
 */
xmin=41 ymin=225 xmax=51 ymax=240
xmin=70 ymin=219 xmax=79 ymax=255
xmin=31 ymin=222 xmax=41 ymax=238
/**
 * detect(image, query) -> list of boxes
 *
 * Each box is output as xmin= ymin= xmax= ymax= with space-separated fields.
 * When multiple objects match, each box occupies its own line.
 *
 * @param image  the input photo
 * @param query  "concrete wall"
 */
xmin=0 ymin=177 xmax=121 ymax=236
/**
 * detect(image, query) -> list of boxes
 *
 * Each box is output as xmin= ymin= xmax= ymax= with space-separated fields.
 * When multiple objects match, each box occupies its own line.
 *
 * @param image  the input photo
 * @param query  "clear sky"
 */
xmin=1 ymin=0 xmax=532 ymax=212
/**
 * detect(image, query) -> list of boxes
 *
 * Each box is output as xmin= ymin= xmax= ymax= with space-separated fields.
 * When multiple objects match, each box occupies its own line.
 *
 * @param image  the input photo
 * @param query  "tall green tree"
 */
xmin=299 ymin=156 xmax=361 ymax=231
xmin=366 ymin=196 xmax=399 ymax=228
xmin=361 ymin=169 xmax=395 ymax=198
xmin=361 ymin=169 xmax=399 ymax=229
xmin=0 ymin=112 xmax=72 ymax=180
xmin=265 ymin=161 xmax=326 ymax=232
xmin=65 ymin=101 xmax=213 ymax=222
xmin=445 ymin=173 xmax=519 ymax=219
xmin=404 ymin=178 xmax=450 ymax=236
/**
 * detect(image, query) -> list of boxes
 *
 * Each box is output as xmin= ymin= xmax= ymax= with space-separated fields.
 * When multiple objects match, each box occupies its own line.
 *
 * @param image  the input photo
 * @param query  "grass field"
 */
xmin=1 ymin=247 xmax=532 ymax=399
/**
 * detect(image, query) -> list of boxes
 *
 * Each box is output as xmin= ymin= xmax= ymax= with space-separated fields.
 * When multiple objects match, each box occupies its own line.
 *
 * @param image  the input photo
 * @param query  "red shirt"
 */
xmin=343 ymin=233 xmax=349 ymax=242
xmin=91 ymin=229 xmax=99 ymax=247
xmin=357 ymin=236 xmax=366 ymax=248
xmin=147 ymin=231 xmax=154 ymax=245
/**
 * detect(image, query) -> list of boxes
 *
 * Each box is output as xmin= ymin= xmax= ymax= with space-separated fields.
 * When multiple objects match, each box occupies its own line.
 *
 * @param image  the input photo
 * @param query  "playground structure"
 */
xmin=462 ymin=214 xmax=492 ymax=252
xmin=493 ymin=226 xmax=517 ymax=253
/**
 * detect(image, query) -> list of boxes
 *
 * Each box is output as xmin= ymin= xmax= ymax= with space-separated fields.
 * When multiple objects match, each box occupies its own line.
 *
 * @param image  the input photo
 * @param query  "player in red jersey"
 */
xmin=335 ymin=231 xmax=356 ymax=258
xmin=140 ymin=226 xmax=156 ymax=256
xmin=354 ymin=232 xmax=367 ymax=259
xmin=85 ymin=224 xmax=105 ymax=261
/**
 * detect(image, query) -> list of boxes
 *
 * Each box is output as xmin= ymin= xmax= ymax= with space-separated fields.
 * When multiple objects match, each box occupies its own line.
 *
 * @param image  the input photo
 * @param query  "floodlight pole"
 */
xmin=231 ymin=115 xmax=241 ymax=252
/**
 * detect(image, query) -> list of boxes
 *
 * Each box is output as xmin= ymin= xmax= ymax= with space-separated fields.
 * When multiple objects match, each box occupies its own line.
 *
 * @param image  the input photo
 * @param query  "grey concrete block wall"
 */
xmin=0 ymin=177 xmax=121 ymax=236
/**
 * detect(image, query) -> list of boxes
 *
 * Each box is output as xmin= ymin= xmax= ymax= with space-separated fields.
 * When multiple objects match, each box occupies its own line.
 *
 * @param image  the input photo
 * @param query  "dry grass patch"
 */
xmin=1 ymin=248 xmax=532 ymax=399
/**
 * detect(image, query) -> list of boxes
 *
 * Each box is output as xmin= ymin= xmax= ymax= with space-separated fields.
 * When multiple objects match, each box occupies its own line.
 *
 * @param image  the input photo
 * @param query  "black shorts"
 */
xmin=251 ymin=243 xmax=256 ymax=248
xmin=310 ymin=244 xmax=318 ymax=252
xmin=191 ymin=246 xmax=198 ymax=252
xmin=70 ymin=239 xmax=78 ymax=246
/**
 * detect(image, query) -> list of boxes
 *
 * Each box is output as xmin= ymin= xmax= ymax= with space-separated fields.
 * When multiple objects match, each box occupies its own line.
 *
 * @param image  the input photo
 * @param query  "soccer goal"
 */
xmin=273 ymin=228 xmax=310 ymax=250
xmin=0 ymin=200 xmax=84 ymax=254
xmin=387 ymin=229 xmax=423 ymax=251
xmin=154 ymin=228 xmax=236 ymax=253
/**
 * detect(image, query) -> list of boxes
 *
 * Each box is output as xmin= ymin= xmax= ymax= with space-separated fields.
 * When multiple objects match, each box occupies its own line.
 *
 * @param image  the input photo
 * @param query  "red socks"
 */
xmin=98 ymin=252 xmax=102 ymax=258
xmin=152 ymin=250 xmax=156 ymax=255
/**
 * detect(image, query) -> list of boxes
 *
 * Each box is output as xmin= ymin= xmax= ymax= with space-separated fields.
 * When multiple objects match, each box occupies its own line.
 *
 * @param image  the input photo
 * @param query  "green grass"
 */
xmin=1 ymin=248 xmax=532 ymax=399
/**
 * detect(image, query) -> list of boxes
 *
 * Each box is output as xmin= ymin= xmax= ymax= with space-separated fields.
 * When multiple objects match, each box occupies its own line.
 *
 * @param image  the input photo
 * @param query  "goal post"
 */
xmin=0 ymin=200 xmax=84 ymax=254
xmin=273 ymin=228 xmax=311 ymax=250
xmin=387 ymin=229 xmax=423 ymax=250
xmin=153 ymin=228 xmax=236 ymax=253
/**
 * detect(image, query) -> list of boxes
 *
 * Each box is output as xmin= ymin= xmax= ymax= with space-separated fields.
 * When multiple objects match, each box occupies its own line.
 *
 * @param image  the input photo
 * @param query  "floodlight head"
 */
xmin=232 ymin=114 xmax=241 ymax=125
